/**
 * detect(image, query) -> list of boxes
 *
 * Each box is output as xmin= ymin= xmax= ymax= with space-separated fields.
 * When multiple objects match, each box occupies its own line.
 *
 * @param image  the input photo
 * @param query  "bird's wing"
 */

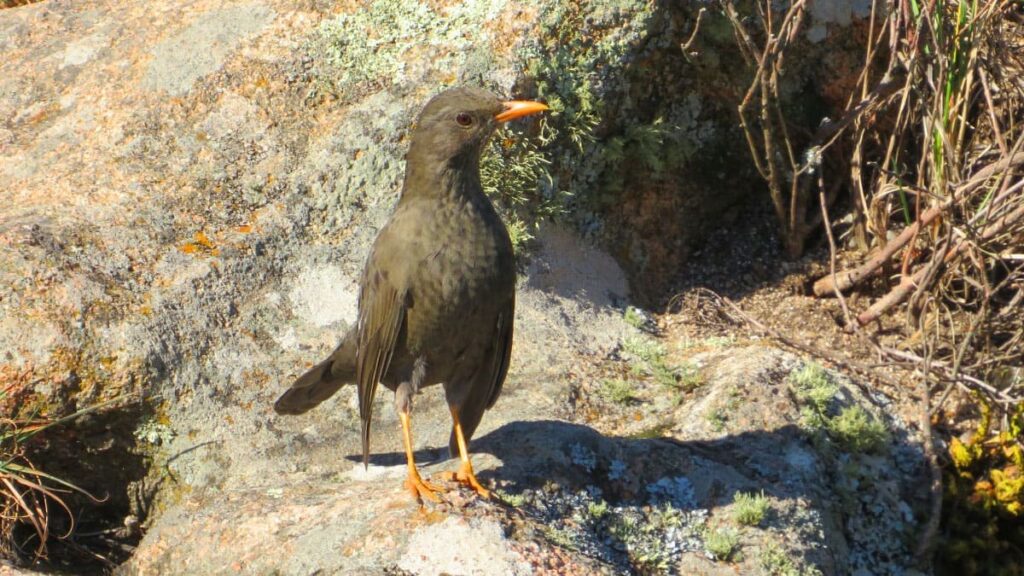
xmin=485 ymin=295 xmax=515 ymax=409
xmin=356 ymin=265 xmax=406 ymax=467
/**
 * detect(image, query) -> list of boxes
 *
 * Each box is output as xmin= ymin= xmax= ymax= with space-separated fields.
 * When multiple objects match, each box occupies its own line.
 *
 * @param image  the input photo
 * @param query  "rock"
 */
xmin=120 ymin=345 xmax=925 ymax=575
xmin=0 ymin=0 xmax=901 ymax=573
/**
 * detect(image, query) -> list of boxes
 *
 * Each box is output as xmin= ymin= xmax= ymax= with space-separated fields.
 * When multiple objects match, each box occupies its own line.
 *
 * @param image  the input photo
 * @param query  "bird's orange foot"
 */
xmin=436 ymin=463 xmax=491 ymax=499
xmin=405 ymin=469 xmax=443 ymax=504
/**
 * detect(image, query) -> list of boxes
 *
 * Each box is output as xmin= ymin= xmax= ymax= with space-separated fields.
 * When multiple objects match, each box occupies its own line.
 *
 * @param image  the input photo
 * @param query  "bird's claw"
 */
xmin=405 ymin=471 xmax=443 ymax=504
xmin=436 ymin=464 xmax=491 ymax=499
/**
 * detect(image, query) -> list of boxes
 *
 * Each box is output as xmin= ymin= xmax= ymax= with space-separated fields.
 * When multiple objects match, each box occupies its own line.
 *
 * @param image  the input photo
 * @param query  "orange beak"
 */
xmin=495 ymin=100 xmax=549 ymax=123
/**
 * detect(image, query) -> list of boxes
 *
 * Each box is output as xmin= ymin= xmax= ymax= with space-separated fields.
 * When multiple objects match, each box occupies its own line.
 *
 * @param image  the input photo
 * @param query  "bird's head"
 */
xmin=408 ymin=87 xmax=548 ymax=169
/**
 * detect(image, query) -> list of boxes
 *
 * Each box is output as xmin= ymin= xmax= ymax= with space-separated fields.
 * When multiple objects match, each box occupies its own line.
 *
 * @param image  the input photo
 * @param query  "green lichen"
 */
xmin=608 ymin=504 xmax=688 ymax=573
xmin=134 ymin=418 xmax=176 ymax=447
xmin=313 ymin=0 xmax=504 ymax=98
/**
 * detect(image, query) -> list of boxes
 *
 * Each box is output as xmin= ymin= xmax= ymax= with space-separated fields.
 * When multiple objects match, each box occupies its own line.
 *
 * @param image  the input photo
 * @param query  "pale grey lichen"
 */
xmin=570 ymin=442 xmax=597 ymax=472
xmin=646 ymin=476 xmax=697 ymax=510
xmin=134 ymin=419 xmax=176 ymax=446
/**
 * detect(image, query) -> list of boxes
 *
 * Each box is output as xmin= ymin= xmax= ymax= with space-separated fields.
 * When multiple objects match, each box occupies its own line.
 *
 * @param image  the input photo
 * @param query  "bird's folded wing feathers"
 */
xmin=356 ymin=271 xmax=406 ymax=466
xmin=486 ymin=296 xmax=515 ymax=409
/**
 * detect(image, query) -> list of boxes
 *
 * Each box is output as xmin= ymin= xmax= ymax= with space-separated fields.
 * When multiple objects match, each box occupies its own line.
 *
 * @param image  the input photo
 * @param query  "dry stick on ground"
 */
xmin=692 ymin=288 xmax=905 ymax=394
xmin=856 ymin=199 xmax=1024 ymax=327
xmin=879 ymin=344 xmax=1024 ymax=405
xmin=814 ymin=149 xmax=1024 ymax=296
xmin=818 ymin=170 xmax=858 ymax=330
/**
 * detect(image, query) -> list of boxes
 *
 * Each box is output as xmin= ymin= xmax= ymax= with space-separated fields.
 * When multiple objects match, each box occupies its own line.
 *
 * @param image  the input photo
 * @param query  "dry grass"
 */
xmin=717 ymin=0 xmax=1024 ymax=571
xmin=0 ymin=373 xmax=120 ymax=564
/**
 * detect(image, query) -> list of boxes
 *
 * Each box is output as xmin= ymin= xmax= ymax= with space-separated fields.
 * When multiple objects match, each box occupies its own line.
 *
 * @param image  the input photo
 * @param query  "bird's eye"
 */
xmin=455 ymin=112 xmax=474 ymax=127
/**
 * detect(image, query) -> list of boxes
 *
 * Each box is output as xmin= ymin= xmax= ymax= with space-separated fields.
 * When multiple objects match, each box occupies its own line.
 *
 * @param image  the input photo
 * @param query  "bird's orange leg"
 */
xmin=399 ymin=411 xmax=441 ymax=504
xmin=439 ymin=407 xmax=491 ymax=499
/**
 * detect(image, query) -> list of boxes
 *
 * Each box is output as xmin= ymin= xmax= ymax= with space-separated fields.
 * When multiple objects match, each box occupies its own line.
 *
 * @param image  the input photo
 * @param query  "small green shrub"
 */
xmin=704 ymin=527 xmax=741 ymax=561
xmin=599 ymin=379 xmax=637 ymax=405
xmin=789 ymin=363 xmax=890 ymax=455
xmin=828 ymin=405 xmax=890 ymax=455
xmin=706 ymin=408 xmax=728 ymax=432
xmin=759 ymin=540 xmax=824 ymax=576
xmin=732 ymin=491 xmax=771 ymax=527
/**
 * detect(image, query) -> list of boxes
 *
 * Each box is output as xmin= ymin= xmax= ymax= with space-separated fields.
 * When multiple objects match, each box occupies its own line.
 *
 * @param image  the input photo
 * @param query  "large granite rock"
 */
xmin=0 ymin=0 xmax=915 ymax=574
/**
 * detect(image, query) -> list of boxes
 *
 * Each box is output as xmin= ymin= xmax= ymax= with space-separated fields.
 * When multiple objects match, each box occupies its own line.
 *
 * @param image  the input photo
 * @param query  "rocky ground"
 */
xmin=0 ymin=0 xmax=930 ymax=574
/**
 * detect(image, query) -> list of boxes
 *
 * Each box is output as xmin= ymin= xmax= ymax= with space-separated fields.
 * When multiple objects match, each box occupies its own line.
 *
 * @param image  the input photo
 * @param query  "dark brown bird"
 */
xmin=274 ymin=87 xmax=548 ymax=502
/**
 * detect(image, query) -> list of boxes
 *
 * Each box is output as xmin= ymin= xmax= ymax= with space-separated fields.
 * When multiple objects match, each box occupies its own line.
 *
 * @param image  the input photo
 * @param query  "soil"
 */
xmin=650 ymin=198 xmax=928 ymax=434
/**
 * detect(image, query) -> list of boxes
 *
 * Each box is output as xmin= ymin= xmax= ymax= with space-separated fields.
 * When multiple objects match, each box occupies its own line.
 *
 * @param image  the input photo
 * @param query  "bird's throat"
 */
xmin=401 ymin=145 xmax=485 ymax=204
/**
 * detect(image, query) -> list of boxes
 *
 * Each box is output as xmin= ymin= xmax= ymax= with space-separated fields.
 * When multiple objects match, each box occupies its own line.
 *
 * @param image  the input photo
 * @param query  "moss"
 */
xmin=732 ymin=491 xmax=770 ymax=527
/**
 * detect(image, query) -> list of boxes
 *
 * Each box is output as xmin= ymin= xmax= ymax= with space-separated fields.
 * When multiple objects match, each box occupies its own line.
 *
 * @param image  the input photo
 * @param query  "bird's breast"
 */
xmin=402 ymin=198 xmax=514 ymax=344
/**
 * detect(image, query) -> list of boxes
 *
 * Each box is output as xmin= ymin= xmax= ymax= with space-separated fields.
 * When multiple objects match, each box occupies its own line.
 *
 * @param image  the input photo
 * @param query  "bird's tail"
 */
xmin=274 ymin=357 xmax=352 ymax=415
xmin=275 ymin=334 xmax=357 ymax=415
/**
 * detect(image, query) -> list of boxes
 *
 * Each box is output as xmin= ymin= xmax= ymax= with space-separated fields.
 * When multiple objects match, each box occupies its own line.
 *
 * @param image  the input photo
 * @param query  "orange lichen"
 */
xmin=179 ymin=231 xmax=220 ymax=256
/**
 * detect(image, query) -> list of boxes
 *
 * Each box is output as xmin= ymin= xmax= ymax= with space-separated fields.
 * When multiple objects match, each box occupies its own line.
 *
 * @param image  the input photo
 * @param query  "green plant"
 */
xmin=622 ymin=335 xmax=702 ymax=395
xmin=706 ymin=408 xmax=728 ymax=432
xmin=827 ymin=405 xmax=890 ymax=455
xmin=479 ymin=121 xmax=563 ymax=256
xmin=622 ymin=335 xmax=667 ymax=366
xmin=704 ymin=526 xmax=741 ymax=562
xmin=938 ymin=398 xmax=1024 ymax=575
xmin=599 ymin=379 xmax=637 ymax=405
xmin=607 ymin=504 xmax=687 ymax=573
xmin=789 ymin=363 xmax=890 ymax=455
xmin=587 ymin=500 xmax=609 ymax=520
xmin=542 ymin=525 xmax=578 ymax=550
xmin=623 ymin=306 xmax=649 ymax=331
xmin=789 ymin=363 xmax=837 ymax=417
xmin=759 ymin=540 xmax=824 ymax=576
xmin=732 ymin=491 xmax=771 ymax=527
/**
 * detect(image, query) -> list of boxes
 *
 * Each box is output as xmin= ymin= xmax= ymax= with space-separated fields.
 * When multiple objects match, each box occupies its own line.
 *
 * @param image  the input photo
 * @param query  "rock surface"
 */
xmin=121 ymin=345 xmax=927 ymax=575
xmin=0 ymin=0 xmax=919 ymax=574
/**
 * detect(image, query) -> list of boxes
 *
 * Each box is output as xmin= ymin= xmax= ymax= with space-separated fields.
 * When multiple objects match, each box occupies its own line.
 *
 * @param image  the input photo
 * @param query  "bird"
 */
xmin=274 ymin=87 xmax=548 ymax=503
